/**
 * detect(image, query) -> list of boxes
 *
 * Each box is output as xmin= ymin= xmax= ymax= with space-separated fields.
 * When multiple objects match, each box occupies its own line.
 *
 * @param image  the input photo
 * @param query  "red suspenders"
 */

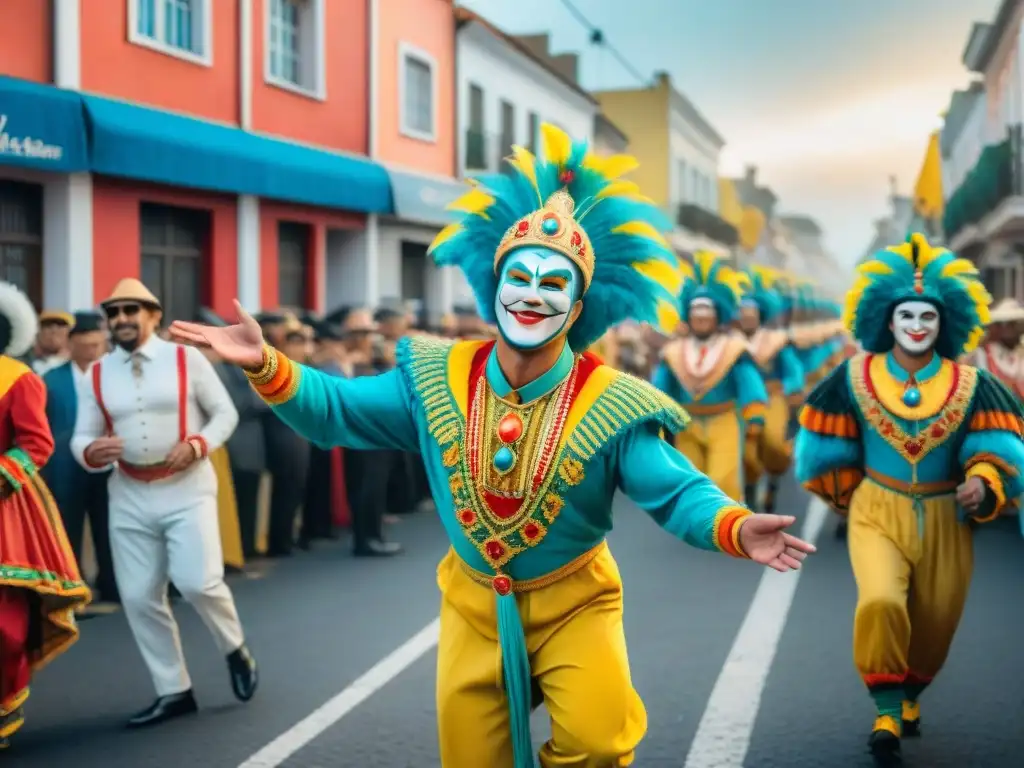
xmin=92 ymin=344 xmax=188 ymax=441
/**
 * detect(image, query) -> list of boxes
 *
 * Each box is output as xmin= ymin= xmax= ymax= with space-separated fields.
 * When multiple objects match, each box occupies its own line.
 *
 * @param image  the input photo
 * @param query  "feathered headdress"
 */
xmin=844 ymin=232 xmax=991 ymax=359
xmin=678 ymin=251 xmax=746 ymax=323
xmin=740 ymin=265 xmax=783 ymax=322
xmin=428 ymin=123 xmax=682 ymax=350
xmin=0 ymin=282 xmax=38 ymax=358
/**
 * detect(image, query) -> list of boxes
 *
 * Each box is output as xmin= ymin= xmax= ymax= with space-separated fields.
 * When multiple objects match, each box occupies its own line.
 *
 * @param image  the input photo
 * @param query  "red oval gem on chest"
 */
xmin=497 ymin=413 xmax=524 ymax=443
xmin=904 ymin=441 xmax=922 ymax=456
xmin=930 ymin=424 xmax=945 ymax=438
xmin=492 ymin=575 xmax=512 ymax=595
xmin=523 ymin=522 xmax=540 ymax=539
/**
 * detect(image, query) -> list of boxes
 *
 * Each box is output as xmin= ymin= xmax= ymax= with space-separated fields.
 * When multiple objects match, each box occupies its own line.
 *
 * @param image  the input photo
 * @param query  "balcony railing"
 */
xmin=676 ymin=203 xmax=739 ymax=247
xmin=943 ymin=124 xmax=1022 ymax=242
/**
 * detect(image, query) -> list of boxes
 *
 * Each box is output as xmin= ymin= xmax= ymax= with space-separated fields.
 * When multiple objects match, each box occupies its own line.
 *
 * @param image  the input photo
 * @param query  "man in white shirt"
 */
xmin=71 ymin=278 xmax=257 ymax=728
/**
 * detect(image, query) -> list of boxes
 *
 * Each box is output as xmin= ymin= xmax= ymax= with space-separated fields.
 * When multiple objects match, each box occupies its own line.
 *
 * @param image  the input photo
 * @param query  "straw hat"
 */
xmin=101 ymin=278 xmax=161 ymax=309
xmin=988 ymin=298 xmax=1024 ymax=325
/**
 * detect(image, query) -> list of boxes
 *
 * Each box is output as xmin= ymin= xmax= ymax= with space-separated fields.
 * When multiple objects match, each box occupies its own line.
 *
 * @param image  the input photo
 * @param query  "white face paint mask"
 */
xmin=891 ymin=300 xmax=940 ymax=355
xmin=494 ymin=247 xmax=581 ymax=350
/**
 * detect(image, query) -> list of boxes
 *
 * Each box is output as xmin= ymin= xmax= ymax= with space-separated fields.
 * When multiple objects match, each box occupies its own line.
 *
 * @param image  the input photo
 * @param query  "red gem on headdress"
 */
xmin=559 ymin=169 xmax=575 ymax=185
xmin=515 ymin=220 xmax=529 ymax=238
xmin=570 ymin=231 xmax=582 ymax=246
xmin=914 ymin=284 xmax=924 ymax=294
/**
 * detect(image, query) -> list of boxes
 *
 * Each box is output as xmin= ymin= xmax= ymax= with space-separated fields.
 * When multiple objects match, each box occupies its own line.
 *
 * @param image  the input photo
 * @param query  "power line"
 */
xmin=556 ymin=0 xmax=648 ymax=85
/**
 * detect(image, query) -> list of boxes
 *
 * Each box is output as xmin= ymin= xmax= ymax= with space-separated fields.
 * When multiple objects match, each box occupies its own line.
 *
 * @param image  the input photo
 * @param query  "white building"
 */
xmin=451 ymin=10 xmax=598 ymax=305
xmin=941 ymin=7 xmax=1024 ymax=299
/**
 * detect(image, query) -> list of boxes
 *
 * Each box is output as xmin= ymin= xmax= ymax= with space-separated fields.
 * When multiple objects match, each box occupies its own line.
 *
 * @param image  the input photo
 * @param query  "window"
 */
xmin=278 ymin=222 xmax=311 ymax=310
xmin=129 ymin=0 xmax=212 ymax=66
xmin=401 ymin=241 xmax=427 ymax=311
xmin=140 ymin=203 xmax=208 ymax=324
xmin=399 ymin=42 xmax=437 ymax=141
xmin=465 ymin=84 xmax=486 ymax=170
xmin=265 ymin=0 xmax=326 ymax=99
xmin=527 ymin=112 xmax=539 ymax=155
xmin=675 ymin=160 xmax=687 ymax=203
xmin=0 ymin=182 xmax=43 ymax=310
xmin=499 ymin=101 xmax=515 ymax=166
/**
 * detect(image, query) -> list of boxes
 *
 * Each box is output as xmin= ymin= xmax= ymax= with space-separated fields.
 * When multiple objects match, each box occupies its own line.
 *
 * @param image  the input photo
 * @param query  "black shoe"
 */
xmin=835 ymin=519 xmax=849 ymax=540
xmin=868 ymin=728 xmax=902 ymax=766
xmin=227 ymin=645 xmax=258 ymax=702
xmin=353 ymin=539 xmax=403 ymax=557
xmin=126 ymin=691 xmax=198 ymax=728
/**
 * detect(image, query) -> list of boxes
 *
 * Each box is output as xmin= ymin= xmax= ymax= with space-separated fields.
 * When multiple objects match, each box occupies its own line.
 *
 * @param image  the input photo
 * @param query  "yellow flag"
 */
xmin=913 ymin=131 xmax=944 ymax=219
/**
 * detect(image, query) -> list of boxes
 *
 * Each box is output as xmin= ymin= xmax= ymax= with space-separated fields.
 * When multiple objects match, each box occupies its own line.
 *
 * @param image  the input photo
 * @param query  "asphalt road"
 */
xmin=5 ymin=478 xmax=1024 ymax=767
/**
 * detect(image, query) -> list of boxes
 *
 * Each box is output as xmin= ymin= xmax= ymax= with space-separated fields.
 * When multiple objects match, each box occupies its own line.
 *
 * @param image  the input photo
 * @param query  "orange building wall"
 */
xmin=0 ymin=0 xmax=51 ymax=83
xmin=80 ymin=2 xmax=239 ymax=124
xmin=92 ymin=178 xmax=239 ymax=317
xmin=258 ymin=203 xmax=364 ymax=312
xmin=375 ymin=0 xmax=456 ymax=176
xmin=250 ymin=0 xmax=368 ymax=152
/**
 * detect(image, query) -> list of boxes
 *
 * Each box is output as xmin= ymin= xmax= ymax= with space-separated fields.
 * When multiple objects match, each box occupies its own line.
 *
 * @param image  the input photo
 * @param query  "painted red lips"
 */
xmin=906 ymin=331 xmax=929 ymax=342
xmin=510 ymin=310 xmax=549 ymax=326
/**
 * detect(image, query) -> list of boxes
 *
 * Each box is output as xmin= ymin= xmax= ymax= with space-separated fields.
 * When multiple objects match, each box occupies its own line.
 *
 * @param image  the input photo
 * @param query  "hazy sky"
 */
xmin=457 ymin=0 xmax=999 ymax=264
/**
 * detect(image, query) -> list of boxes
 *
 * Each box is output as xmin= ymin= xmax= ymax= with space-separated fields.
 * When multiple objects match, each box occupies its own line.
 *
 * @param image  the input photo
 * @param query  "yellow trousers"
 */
xmin=747 ymin=392 xmax=792 ymax=484
xmin=211 ymin=447 xmax=245 ymax=570
xmin=435 ymin=546 xmax=645 ymax=767
xmin=674 ymin=410 xmax=743 ymax=502
xmin=848 ymin=479 xmax=973 ymax=691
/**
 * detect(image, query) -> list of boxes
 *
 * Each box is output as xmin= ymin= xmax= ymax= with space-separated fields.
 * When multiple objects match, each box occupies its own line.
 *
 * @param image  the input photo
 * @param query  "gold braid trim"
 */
xmin=244 ymin=344 xmax=279 ymax=386
xmin=458 ymin=540 xmax=608 ymax=592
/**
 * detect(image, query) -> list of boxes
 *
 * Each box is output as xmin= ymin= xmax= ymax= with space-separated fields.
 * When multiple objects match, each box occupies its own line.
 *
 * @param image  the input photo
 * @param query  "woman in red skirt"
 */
xmin=0 ymin=282 xmax=90 ymax=748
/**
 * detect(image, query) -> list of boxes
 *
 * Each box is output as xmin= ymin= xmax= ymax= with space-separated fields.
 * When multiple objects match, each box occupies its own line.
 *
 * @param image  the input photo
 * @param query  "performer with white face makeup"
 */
xmin=795 ymin=233 xmax=1024 ymax=766
xmin=653 ymin=252 xmax=769 ymax=503
xmin=169 ymin=123 xmax=816 ymax=768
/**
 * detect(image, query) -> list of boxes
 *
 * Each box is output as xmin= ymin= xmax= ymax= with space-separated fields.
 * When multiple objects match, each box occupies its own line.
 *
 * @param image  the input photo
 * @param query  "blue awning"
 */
xmin=386 ymin=169 xmax=466 ymax=227
xmin=82 ymin=95 xmax=392 ymax=214
xmin=0 ymin=76 xmax=89 ymax=173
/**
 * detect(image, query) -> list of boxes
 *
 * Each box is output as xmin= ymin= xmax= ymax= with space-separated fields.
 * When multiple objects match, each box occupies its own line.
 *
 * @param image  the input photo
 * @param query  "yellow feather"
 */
xmin=692 ymin=251 xmax=719 ymax=282
xmin=940 ymin=259 xmax=977 ymax=278
xmin=632 ymin=258 xmax=683 ymax=295
xmin=582 ymin=153 xmax=640 ymax=180
xmin=448 ymin=187 xmax=495 ymax=218
xmin=540 ymin=123 xmax=572 ymax=167
xmin=595 ymin=180 xmax=641 ymax=200
xmin=428 ymin=222 xmax=462 ymax=253
xmin=611 ymin=221 xmax=669 ymax=248
xmin=655 ymin=298 xmax=680 ymax=334
xmin=677 ymin=258 xmax=695 ymax=281
xmin=508 ymin=145 xmax=540 ymax=200
xmin=858 ymin=260 xmax=893 ymax=276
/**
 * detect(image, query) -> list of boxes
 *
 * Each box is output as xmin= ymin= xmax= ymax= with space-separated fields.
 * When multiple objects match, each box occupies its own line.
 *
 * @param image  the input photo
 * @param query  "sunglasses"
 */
xmin=105 ymin=303 xmax=142 ymax=321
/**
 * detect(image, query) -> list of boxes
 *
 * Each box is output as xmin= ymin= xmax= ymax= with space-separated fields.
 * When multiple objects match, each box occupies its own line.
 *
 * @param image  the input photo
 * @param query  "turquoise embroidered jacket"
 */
xmin=255 ymin=336 xmax=752 ymax=579
xmin=794 ymin=351 xmax=1024 ymax=520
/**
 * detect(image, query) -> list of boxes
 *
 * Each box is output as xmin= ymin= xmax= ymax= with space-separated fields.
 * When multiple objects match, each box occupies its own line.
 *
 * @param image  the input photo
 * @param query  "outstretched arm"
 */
xmin=778 ymin=345 xmax=806 ymax=403
xmin=616 ymin=422 xmax=752 ymax=556
xmin=246 ymin=345 xmax=419 ymax=453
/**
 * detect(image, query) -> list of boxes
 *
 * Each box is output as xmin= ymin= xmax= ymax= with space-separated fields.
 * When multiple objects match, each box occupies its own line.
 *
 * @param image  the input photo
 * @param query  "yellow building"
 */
xmin=594 ymin=73 xmax=738 ymax=254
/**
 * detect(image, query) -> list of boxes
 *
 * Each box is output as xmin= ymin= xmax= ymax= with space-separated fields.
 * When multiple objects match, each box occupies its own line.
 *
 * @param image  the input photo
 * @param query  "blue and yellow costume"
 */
xmin=739 ymin=266 xmax=805 ymax=512
xmin=652 ymin=252 xmax=768 ymax=502
xmin=243 ymin=124 xmax=755 ymax=767
xmin=795 ymin=234 xmax=1024 ymax=760
xmin=789 ymin=283 xmax=835 ymax=386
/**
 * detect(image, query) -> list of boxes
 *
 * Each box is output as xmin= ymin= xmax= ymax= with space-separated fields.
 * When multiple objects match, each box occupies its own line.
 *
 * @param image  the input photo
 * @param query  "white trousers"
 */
xmin=108 ymin=463 xmax=245 ymax=697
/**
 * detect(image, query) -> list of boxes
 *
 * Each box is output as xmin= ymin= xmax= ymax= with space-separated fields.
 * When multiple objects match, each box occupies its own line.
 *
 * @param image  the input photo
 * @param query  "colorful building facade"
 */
xmin=0 ymin=0 xmax=389 ymax=320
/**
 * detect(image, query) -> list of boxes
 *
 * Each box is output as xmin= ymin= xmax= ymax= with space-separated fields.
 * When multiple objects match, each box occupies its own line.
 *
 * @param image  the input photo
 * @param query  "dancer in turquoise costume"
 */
xmin=794 ymin=233 xmax=1024 ymax=766
xmin=652 ymin=252 xmax=768 ymax=503
xmin=737 ymin=265 xmax=805 ymax=512
xmin=170 ymin=123 xmax=815 ymax=768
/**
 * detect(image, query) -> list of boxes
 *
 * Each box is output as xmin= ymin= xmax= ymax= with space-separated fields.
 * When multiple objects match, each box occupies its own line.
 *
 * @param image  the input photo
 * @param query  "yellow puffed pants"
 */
xmin=748 ymin=392 xmax=791 ymax=484
xmin=435 ymin=545 xmax=645 ymax=768
xmin=847 ymin=478 xmax=973 ymax=690
xmin=673 ymin=409 xmax=743 ymax=502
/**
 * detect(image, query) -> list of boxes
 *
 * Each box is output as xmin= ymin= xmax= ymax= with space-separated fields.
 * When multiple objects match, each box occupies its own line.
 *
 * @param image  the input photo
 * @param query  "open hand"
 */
xmin=738 ymin=514 xmax=816 ymax=572
xmin=955 ymin=476 xmax=986 ymax=512
xmin=85 ymin=436 xmax=123 ymax=466
xmin=165 ymin=442 xmax=197 ymax=472
xmin=169 ymin=300 xmax=265 ymax=369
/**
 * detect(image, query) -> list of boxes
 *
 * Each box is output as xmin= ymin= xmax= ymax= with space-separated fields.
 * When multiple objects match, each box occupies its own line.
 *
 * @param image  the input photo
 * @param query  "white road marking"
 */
xmin=237 ymin=618 xmax=441 ymax=768
xmin=683 ymin=499 xmax=829 ymax=768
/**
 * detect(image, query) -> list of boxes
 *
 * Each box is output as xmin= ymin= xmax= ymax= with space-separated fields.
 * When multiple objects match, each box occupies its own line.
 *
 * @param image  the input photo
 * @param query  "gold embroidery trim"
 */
xmin=849 ymin=353 xmax=978 ymax=463
xmin=458 ymin=540 xmax=608 ymax=592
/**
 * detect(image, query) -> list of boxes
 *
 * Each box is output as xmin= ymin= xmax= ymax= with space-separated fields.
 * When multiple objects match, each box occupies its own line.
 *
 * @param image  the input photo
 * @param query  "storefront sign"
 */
xmin=0 ymin=114 xmax=65 ymax=163
xmin=388 ymin=169 xmax=464 ymax=227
